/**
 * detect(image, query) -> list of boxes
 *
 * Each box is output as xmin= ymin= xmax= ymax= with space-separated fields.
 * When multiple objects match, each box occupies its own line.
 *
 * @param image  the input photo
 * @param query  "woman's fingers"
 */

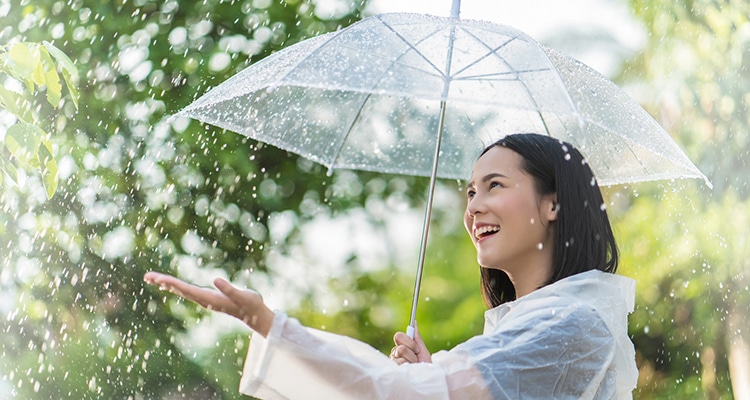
xmin=390 ymin=344 xmax=419 ymax=364
xmin=144 ymin=272 xmax=241 ymax=317
xmin=393 ymin=332 xmax=418 ymax=353
xmin=144 ymin=272 xmax=275 ymax=336
xmin=391 ymin=327 xmax=432 ymax=364
xmin=412 ymin=327 xmax=432 ymax=363
xmin=391 ymin=331 xmax=420 ymax=364
xmin=214 ymin=278 xmax=274 ymax=337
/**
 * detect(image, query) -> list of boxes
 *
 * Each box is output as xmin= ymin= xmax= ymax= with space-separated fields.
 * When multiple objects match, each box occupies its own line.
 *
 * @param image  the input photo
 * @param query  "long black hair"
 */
xmin=478 ymin=133 xmax=618 ymax=308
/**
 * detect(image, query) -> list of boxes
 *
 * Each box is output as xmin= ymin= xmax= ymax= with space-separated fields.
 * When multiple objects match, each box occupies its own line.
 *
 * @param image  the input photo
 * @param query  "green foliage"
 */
xmin=0 ymin=1 xmax=405 ymax=399
xmin=291 ymin=196 xmax=485 ymax=355
xmin=0 ymin=41 xmax=78 ymax=199
xmin=1 ymin=0 xmax=748 ymax=399
xmin=612 ymin=0 xmax=750 ymax=397
xmin=623 ymin=0 xmax=750 ymax=195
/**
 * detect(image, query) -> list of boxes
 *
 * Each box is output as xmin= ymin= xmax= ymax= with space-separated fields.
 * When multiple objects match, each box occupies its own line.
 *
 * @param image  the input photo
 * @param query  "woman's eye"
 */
xmin=489 ymin=181 xmax=503 ymax=189
xmin=466 ymin=189 xmax=476 ymax=198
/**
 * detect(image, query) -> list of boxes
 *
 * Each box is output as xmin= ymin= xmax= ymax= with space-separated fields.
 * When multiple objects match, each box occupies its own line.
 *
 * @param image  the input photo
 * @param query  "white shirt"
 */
xmin=239 ymin=270 xmax=638 ymax=399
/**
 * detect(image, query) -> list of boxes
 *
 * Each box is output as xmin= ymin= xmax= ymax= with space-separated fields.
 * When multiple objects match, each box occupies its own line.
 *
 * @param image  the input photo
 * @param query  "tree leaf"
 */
xmin=43 ymin=41 xmax=79 ymax=109
xmin=38 ymin=137 xmax=58 ymax=198
xmin=31 ymin=48 xmax=46 ymax=87
xmin=4 ymin=122 xmax=44 ymax=168
xmin=8 ymin=43 xmax=39 ymax=93
xmin=0 ymin=154 xmax=19 ymax=185
xmin=40 ymin=46 xmax=62 ymax=107
xmin=0 ymin=85 xmax=34 ymax=123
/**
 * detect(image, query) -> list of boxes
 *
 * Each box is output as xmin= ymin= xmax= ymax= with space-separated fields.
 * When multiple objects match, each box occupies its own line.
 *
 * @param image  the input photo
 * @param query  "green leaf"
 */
xmin=0 ymin=154 xmax=19 ymax=185
xmin=0 ymin=85 xmax=34 ymax=123
xmin=43 ymin=41 xmax=79 ymax=109
xmin=8 ymin=43 xmax=39 ymax=93
xmin=4 ymin=122 xmax=44 ymax=168
xmin=39 ymin=47 xmax=62 ymax=107
xmin=38 ymin=137 xmax=58 ymax=199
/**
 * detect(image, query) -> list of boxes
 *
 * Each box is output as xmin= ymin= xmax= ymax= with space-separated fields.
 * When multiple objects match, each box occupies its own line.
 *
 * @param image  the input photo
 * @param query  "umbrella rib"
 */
xmin=531 ymin=45 xmax=586 ymax=125
xmin=329 ymin=16 xmax=468 ymax=169
xmin=449 ymin=30 xmax=522 ymax=79
xmin=375 ymin=15 xmax=450 ymax=79
xmin=320 ymin=41 xmax=446 ymax=80
xmin=454 ymin=67 xmax=554 ymax=82
xmin=455 ymin=28 xmax=584 ymax=131
xmin=268 ymin=30 xmax=352 ymax=87
xmin=327 ymin=92 xmax=373 ymax=172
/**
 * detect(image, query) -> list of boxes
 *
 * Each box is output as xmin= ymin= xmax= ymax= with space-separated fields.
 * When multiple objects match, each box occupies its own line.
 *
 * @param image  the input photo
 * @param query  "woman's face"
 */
xmin=463 ymin=146 xmax=557 ymax=275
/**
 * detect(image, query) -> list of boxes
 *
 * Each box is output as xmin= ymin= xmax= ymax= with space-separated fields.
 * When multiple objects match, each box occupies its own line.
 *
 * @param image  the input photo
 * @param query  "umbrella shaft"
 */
xmin=408 ymin=99 xmax=448 ymax=338
xmin=408 ymin=16 xmax=458 ymax=339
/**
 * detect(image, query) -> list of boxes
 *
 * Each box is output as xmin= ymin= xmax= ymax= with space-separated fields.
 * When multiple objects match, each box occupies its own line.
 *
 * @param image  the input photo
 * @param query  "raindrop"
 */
xmin=537 ymin=242 xmax=543 ymax=250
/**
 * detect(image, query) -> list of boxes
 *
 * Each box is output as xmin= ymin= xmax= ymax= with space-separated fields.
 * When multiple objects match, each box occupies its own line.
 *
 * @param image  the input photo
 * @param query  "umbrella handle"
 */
xmin=406 ymin=324 xmax=415 ymax=339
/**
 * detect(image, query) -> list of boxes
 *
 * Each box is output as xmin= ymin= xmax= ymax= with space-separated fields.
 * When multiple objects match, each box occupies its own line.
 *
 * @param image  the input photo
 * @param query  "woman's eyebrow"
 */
xmin=467 ymin=173 xmax=509 ymax=189
xmin=482 ymin=173 xmax=508 ymax=182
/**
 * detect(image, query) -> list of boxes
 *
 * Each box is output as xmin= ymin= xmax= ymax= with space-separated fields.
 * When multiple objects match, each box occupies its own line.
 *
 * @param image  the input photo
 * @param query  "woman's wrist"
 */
xmin=250 ymin=305 xmax=275 ymax=338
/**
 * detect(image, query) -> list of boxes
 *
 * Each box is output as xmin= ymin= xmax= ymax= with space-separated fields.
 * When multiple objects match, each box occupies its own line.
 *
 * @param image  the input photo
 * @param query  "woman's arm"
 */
xmin=143 ymin=272 xmax=275 ymax=337
xmin=144 ymin=272 xmax=490 ymax=399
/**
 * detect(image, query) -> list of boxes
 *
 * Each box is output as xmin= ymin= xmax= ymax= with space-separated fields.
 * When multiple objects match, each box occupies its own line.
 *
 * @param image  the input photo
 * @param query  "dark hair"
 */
xmin=478 ymin=133 xmax=618 ymax=308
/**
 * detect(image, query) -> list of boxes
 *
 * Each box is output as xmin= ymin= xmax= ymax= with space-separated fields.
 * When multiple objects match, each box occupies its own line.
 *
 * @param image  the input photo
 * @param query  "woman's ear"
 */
xmin=542 ymin=193 xmax=558 ymax=222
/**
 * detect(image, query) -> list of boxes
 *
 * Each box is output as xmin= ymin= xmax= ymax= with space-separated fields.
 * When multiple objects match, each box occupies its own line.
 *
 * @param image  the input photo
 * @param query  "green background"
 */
xmin=1 ymin=0 xmax=748 ymax=398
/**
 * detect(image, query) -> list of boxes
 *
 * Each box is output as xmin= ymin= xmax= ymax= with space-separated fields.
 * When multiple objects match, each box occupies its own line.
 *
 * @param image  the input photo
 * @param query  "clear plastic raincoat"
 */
xmin=239 ymin=270 xmax=638 ymax=399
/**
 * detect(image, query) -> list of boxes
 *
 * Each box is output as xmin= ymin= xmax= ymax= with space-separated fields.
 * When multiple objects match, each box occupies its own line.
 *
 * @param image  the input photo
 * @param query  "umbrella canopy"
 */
xmin=179 ymin=12 xmax=709 ymax=187
xmin=175 ymin=10 xmax=709 ymax=337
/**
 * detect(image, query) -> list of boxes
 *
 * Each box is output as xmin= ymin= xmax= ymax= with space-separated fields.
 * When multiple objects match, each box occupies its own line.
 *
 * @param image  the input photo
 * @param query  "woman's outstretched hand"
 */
xmin=143 ymin=272 xmax=274 ymax=337
xmin=390 ymin=326 xmax=432 ymax=365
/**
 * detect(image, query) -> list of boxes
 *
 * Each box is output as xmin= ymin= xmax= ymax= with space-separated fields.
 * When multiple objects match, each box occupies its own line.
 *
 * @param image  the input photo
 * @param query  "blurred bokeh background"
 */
xmin=1 ymin=0 xmax=748 ymax=398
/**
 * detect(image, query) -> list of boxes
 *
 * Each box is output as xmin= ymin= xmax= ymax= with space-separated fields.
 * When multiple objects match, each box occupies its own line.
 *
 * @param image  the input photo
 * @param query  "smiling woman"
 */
xmin=464 ymin=145 xmax=560 ymax=301
xmin=471 ymin=134 xmax=619 ymax=308
xmin=144 ymin=133 xmax=638 ymax=399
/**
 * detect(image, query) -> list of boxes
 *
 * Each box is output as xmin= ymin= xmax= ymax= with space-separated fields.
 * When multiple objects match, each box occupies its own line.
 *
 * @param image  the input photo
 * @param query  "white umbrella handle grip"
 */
xmin=406 ymin=324 xmax=415 ymax=339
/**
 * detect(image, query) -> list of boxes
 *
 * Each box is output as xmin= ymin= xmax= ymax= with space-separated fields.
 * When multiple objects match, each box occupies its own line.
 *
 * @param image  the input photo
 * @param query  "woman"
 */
xmin=144 ymin=133 xmax=638 ymax=399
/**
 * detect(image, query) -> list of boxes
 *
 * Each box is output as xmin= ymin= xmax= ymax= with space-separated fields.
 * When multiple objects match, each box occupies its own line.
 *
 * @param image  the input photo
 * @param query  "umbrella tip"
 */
xmin=450 ymin=0 xmax=461 ymax=18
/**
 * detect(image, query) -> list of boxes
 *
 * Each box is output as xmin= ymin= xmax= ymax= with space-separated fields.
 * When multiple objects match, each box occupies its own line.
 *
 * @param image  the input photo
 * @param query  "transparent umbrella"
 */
xmin=175 ymin=1 xmax=709 ymax=338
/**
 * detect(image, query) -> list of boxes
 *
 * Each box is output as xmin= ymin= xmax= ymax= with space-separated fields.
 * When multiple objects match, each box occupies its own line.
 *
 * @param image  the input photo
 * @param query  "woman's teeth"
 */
xmin=475 ymin=225 xmax=500 ymax=238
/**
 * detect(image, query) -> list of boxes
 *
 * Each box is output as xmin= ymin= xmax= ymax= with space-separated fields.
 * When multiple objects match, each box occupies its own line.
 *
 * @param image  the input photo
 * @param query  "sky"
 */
xmin=362 ymin=0 xmax=646 ymax=77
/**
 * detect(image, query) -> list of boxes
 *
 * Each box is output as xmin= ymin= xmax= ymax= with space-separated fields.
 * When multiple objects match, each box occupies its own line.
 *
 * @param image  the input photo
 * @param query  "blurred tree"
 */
xmin=614 ymin=0 xmax=750 ymax=398
xmin=5 ymin=0 xmax=747 ymax=399
xmin=0 ymin=40 xmax=78 ymax=198
xmin=290 ymin=183 xmax=485 ymax=355
xmin=0 ymin=0 xmax=435 ymax=398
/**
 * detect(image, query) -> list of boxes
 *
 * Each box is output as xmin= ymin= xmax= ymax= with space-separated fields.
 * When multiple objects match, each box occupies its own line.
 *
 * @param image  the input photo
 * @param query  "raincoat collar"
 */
xmin=484 ymin=270 xmax=635 ymax=332
xmin=483 ymin=269 xmax=638 ymax=398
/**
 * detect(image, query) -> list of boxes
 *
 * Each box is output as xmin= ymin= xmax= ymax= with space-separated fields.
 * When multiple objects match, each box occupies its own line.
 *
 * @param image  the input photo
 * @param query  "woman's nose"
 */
xmin=466 ymin=195 xmax=484 ymax=217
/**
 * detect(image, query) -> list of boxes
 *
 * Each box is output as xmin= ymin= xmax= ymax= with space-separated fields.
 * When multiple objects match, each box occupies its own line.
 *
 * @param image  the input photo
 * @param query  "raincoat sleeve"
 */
xmin=239 ymin=312 xmax=479 ymax=400
xmin=239 ymin=297 xmax=620 ymax=400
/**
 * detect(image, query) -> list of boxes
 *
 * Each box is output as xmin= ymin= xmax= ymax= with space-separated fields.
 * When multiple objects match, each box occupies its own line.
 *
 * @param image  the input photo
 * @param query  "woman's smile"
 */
xmin=473 ymin=224 xmax=500 ymax=241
